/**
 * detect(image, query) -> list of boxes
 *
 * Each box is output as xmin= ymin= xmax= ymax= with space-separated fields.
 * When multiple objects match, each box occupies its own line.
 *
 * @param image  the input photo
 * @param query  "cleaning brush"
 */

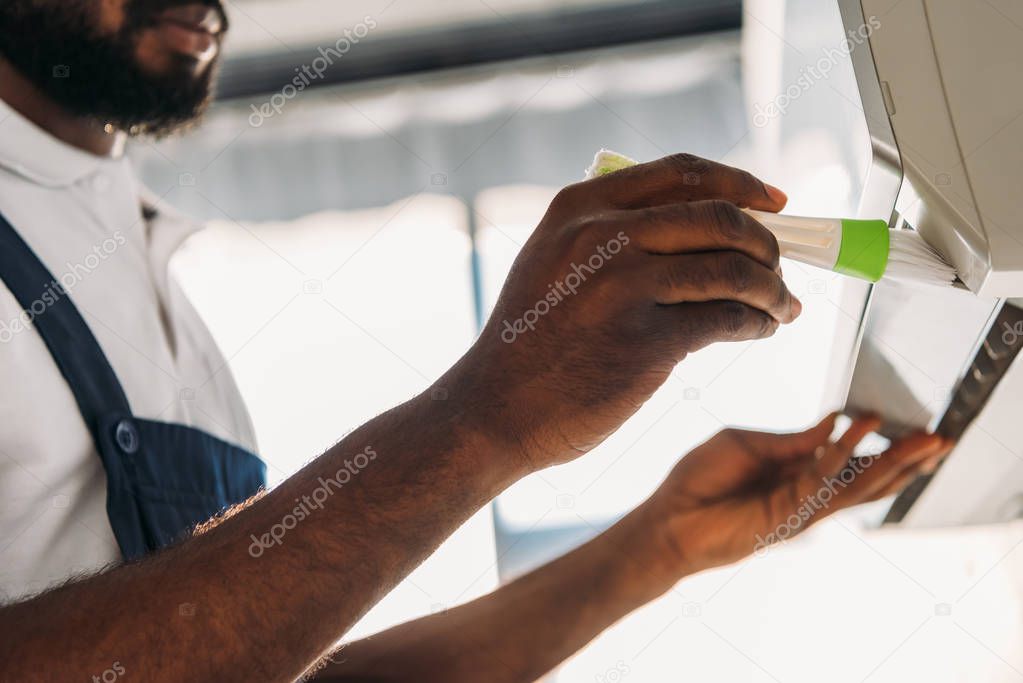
xmin=585 ymin=149 xmax=957 ymax=286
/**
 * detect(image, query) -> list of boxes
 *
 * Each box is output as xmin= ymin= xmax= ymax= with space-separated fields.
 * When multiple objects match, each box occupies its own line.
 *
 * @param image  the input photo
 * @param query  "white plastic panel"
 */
xmin=861 ymin=0 xmax=1023 ymax=296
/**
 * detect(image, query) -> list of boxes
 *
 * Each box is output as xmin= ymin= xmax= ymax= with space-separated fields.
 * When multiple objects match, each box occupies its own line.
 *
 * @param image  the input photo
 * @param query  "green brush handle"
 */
xmin=835 ymin=219 xmax=890 ymax=282
xmin=586 ymin=149 xmax=892 ymax=282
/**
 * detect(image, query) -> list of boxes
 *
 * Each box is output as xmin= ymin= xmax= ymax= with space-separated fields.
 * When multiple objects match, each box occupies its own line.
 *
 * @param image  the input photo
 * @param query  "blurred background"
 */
xmin=129 ymin=0 xmax=1023 ymax=680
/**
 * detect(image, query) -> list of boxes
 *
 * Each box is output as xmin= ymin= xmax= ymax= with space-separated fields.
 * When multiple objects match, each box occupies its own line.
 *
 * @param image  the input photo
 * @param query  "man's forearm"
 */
xmin=318 ymin=502 xmax=684 ymax=683
xmin=0 ymin=388 xmax=525 ymax=682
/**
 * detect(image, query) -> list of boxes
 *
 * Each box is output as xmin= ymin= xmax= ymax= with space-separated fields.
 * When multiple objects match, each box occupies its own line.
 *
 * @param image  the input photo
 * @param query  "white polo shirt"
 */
xmin=0 ymin=98 xmax=258 ymax=603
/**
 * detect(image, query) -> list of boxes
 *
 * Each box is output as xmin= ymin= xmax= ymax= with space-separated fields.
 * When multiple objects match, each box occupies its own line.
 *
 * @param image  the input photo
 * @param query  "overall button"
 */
xmin=114 ymin=419 xmax=140 ymax=455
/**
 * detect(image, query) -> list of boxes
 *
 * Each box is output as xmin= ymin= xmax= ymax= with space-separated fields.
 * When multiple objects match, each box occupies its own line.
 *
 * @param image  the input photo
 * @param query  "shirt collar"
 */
xmin=0 ymin=96 xmax=119 ymax=187
xmin=138 ymin=184 xmax=207 ymax=285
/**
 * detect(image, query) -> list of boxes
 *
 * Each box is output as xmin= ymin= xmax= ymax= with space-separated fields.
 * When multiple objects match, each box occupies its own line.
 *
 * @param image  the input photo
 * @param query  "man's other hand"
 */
xmin=644 ymin=414 xmax=953 ymax=575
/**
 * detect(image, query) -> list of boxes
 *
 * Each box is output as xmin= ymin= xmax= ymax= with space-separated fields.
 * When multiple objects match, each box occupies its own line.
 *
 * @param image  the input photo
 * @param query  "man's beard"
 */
xmin=0 ymin=0 xmax=225 ymax=137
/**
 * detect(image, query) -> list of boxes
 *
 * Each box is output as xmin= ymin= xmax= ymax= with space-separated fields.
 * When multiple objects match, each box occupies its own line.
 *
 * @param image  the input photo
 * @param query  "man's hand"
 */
xmin=643 ymin=414 xmax=953 ymax=576
xmin=320 ymin=414 xmax=950 ymax=683
xmin=444 ymin=153 xmax=801 ymax=469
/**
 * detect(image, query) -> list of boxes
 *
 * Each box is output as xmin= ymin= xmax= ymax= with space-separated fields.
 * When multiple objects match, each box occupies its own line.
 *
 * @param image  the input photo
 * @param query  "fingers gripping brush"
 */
xmin=585 ymin=150 xmax=958 ymax=287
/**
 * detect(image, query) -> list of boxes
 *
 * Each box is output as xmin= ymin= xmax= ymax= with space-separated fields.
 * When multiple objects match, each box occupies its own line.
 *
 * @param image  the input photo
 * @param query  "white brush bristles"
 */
xmin=885 ymin=230 xmax=958 ymax=286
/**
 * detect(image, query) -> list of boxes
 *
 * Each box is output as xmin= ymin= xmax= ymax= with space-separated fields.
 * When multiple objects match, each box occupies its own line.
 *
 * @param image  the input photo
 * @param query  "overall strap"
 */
xmin=0 ymin=212 xmax=133 ymax=442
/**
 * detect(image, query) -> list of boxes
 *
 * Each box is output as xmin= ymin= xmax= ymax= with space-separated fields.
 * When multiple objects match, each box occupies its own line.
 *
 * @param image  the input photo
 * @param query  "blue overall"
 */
xmin=0 ymin=212 xmax=266 ymax=561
